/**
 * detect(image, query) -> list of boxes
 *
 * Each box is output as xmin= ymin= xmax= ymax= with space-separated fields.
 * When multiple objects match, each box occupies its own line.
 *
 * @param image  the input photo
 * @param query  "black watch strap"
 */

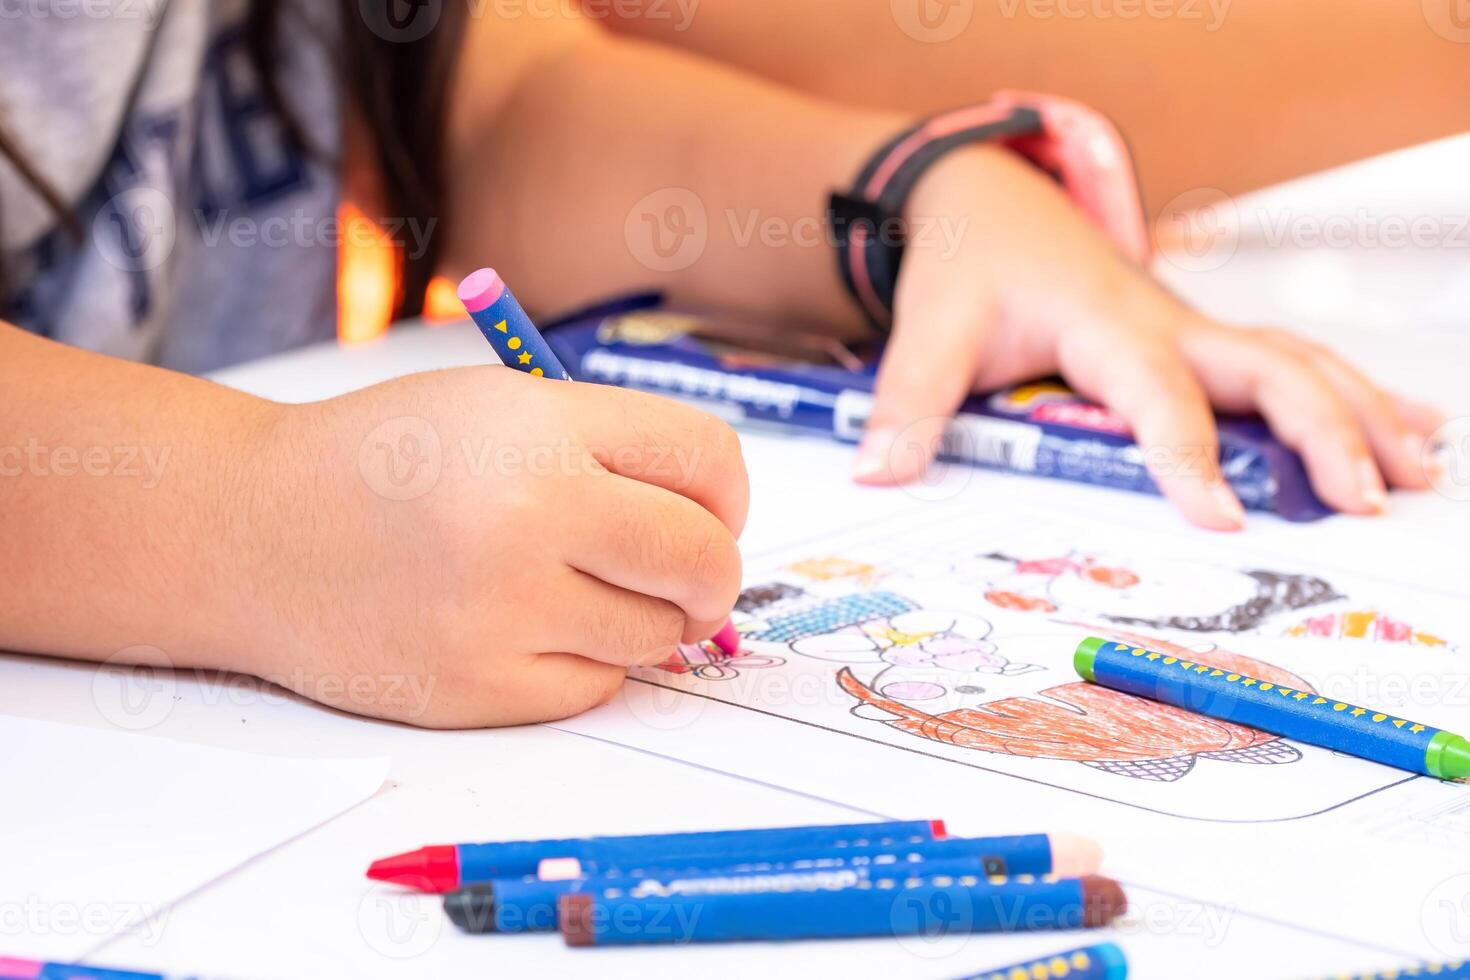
xmin=829 ymin=102 xmax=1046 ymax=334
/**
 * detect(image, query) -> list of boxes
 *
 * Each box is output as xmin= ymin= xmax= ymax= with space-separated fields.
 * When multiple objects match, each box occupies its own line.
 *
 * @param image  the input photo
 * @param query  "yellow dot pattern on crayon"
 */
xmin=1117 ymin=642 xmax=1426 ymax=734
xmin=976 ymin=950 xmax=1094 ymax=980
xmin=851 ymin=872 xmax=1052 ymax=893
xmin=1330 ymin=960 xmax=1467 ymax=979
xmin=492 ymin=319 xmax=538 ymax=373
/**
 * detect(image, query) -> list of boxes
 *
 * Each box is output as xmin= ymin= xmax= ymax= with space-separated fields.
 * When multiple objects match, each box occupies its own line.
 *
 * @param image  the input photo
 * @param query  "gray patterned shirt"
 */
xmin=0 ymin=0 xmax=341 ymax=372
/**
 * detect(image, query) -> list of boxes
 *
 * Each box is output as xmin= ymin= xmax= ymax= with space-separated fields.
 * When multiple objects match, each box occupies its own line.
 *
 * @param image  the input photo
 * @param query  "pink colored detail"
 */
xmin=863 ymin=104 xmax=1011 ymax=200
xmin=1033 ymin=402 xmax=1131 ymax=434
xmin=847 ymin=223 xmax=892 ymax=327
xmin=0 ymin=959 xmax=42 ymax=979
xmin=1377 ymin=616 xmax=1412 ymax=644
xmin=1016 ymin=557 xmax=1082 ymax=576
xmin=457 ymin=268 xmax=506 ymax=314
xmin=711 ymin=620 xmax=741 ymax=656
xmin=880 ymin=680 xmax=947 ymax=700
xmin=1300 ymin=614 xmax=1335 ymax=638
xmin=993 ymin=90 xmax=1151 ymax=265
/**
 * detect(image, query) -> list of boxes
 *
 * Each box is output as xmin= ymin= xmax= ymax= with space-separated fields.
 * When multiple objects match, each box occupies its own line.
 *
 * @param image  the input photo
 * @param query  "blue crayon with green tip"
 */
xmin=1075 ymin=637 xmax=1470 ymax=780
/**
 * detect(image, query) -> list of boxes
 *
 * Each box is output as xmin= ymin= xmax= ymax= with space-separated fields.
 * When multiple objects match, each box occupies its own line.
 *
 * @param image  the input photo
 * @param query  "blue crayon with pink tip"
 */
xmin=458 ymin=268 xmax=572 ymax=381
xmin=455 ymin=268 xmax=740 ymax=658
xmin=0 ymin=958 xmax=203 ymax=980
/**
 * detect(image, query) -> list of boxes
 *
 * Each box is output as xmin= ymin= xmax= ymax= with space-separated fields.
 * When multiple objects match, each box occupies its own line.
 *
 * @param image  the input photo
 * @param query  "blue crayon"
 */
xmin=446 ymin=855 xmax=1046 ymax=934
xmin=555 ymin=832 xmax=1089 ymax=881
xmin=455 ymin=268 xmax=744 ymax=661
xmin=457 ymin=268 xmax=571 ymax=380
xmin=1075 ymin=638 xmax=1470 ymax=779
xmin=0 ymin=959 xmax=207 ymax=980
xmin=558 ymin=873 xmax=1126 ymax=946
xmin=1317 ymin=961 xmax=1470 ymax=980
xmin=368 ymin=818 xmax=948 ymax=891
xmin=956 ymin=942 xmax=1129 ymax=980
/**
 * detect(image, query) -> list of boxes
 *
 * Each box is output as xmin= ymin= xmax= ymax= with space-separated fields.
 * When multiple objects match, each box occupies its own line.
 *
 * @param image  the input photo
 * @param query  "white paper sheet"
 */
xmin=2 ymin=716 xmax=388 ymax=961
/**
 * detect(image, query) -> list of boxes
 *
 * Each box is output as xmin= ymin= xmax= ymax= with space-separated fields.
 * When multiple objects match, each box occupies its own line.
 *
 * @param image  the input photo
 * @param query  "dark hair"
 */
xmin=1 ymin=0 xmax=467 ymax=320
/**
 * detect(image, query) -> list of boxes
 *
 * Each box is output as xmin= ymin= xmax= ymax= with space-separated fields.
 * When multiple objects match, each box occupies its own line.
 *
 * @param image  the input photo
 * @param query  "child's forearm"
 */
xmin=443 ymin=18 xmax=908 ymax=336
xmin=0 ymin=325 xmax=282 ymax=671
xmin=601 ymin=0 xmax=1470 ymax=210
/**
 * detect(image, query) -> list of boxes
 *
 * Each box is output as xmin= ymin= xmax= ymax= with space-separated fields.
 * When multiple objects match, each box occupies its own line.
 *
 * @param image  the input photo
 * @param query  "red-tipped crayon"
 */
xmin=368 ymin=819 xmax=947 ymax=893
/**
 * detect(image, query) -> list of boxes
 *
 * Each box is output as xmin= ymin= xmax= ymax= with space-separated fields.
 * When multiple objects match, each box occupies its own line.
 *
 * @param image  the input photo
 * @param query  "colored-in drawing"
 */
xmin=792 ymin=608 xmax=1044 ymax=705
xmin=614 ymin=505 xmax=1428 ymax=822
xmin=1283 ymin=610 xmax=1451 ymax=649
xmin=739 ymin=580 xmax=1304 ymax=783
xmin=783 ymin=557 xmax=880 ymax=586
xmin=977 ymin=551 xmax=1340 ymax=633
xmin=653 ymin=641 xmax=784 ymax=682
xmin=740 ymin=586 xmax=918 ymax=644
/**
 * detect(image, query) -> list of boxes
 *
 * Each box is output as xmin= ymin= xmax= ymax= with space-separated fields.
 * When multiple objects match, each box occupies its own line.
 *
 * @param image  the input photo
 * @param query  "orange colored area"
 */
xmin=335 ymin=203 xmax=463 ymax=338
xmin=423 ymin=276 xmax=466 ymax=323
xmin=1083 ymin=565 xmax=1140 ymax=589
xmin=336 ymin=202 xmax=396 ymax=345
xmin=985 ymin=590 xmax=1056 ymax=613
xmin=1340 ymin=610 xmax=1375 ymax=640
xmin=1284 ymin=611 xmax=1449 ymax=647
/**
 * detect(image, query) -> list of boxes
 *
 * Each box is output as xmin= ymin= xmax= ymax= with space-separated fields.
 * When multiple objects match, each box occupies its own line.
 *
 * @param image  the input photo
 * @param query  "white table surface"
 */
xmin=6 ymin=135 xmax=1470 ymax=980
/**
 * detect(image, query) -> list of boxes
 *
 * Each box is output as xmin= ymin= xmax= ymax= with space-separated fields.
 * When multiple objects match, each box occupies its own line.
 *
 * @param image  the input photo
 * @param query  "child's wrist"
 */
xmin=198 ymin=398 xmax=308 ymax=679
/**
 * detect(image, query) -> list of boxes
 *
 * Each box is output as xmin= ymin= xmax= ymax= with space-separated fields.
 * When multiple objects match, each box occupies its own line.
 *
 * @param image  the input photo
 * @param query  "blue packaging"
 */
xmin=543 ymin=297 xmax=1331 ymax=522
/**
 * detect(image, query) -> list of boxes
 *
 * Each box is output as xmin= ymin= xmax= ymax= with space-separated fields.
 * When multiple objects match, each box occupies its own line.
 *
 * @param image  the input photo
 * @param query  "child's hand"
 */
xmin=252 ymin=370 xmax=747 ymax=728
xmin=853 ymin=146 xmax=1442 ymax=530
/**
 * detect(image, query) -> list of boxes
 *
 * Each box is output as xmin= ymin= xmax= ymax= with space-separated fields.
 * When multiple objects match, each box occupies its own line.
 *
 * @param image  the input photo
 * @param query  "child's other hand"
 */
xmin=252 ymin=371 xmax=747 ymax=728
xmin=852 ymin=146 xmax=1442 ymax=530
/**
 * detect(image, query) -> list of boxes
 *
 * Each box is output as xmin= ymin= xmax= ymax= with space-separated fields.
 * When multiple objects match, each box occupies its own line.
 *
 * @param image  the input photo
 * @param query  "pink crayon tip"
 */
xmin=457 ymin=268 xmax=506 ymax=314
xmin=711 ymin=619 xmax=741 ymax=657
xmin=0 ymin=959 xmax=42 ymax=979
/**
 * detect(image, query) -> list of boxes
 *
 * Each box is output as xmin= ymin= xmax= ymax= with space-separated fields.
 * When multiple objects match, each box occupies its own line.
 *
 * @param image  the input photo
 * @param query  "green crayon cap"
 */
xmin=1426 ymin=731 xmax=1470 ymax=781
xmin=1074 ymin=636 xmax=1107 ymax=683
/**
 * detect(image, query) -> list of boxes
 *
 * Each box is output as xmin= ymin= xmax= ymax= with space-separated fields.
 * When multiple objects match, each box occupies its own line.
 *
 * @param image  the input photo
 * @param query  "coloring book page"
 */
xmin=556 ymin=431 xmax=1470 ymax=958
xmin=633 ymin=500 xmax=1470 ymax=823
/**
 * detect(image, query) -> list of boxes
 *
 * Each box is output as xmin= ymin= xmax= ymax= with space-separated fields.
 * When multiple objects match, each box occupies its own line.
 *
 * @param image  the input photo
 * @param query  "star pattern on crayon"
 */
xmin=1101 ymin=641 xmax=1433 ymax=735
xmin=492 ymin=318 xmax=539 ymax=373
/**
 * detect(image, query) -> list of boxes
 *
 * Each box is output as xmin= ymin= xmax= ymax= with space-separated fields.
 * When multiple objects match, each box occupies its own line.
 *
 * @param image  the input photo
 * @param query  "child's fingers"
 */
xmin=543 ymin=567 xmax=689 ymax=669
xmin=1178 ymin=323 xmax=1385 ymax=515
xmin=562 ymin=470 xmax=742 ymax=627
xmin=491 ymin=653 xmax=629 ymax=727
xmin=1063 ymin=329 xmax=1244 ymax=531
xmin=854 ymin=278 xmax=996 ymax=485
xmin=1258 ymin=331 xmax=1430 ymax=490
xmin=569 ymin=384 xmax=750 ymax=537
xmin=1393 ymin=395 xmax=1446 ymax=436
